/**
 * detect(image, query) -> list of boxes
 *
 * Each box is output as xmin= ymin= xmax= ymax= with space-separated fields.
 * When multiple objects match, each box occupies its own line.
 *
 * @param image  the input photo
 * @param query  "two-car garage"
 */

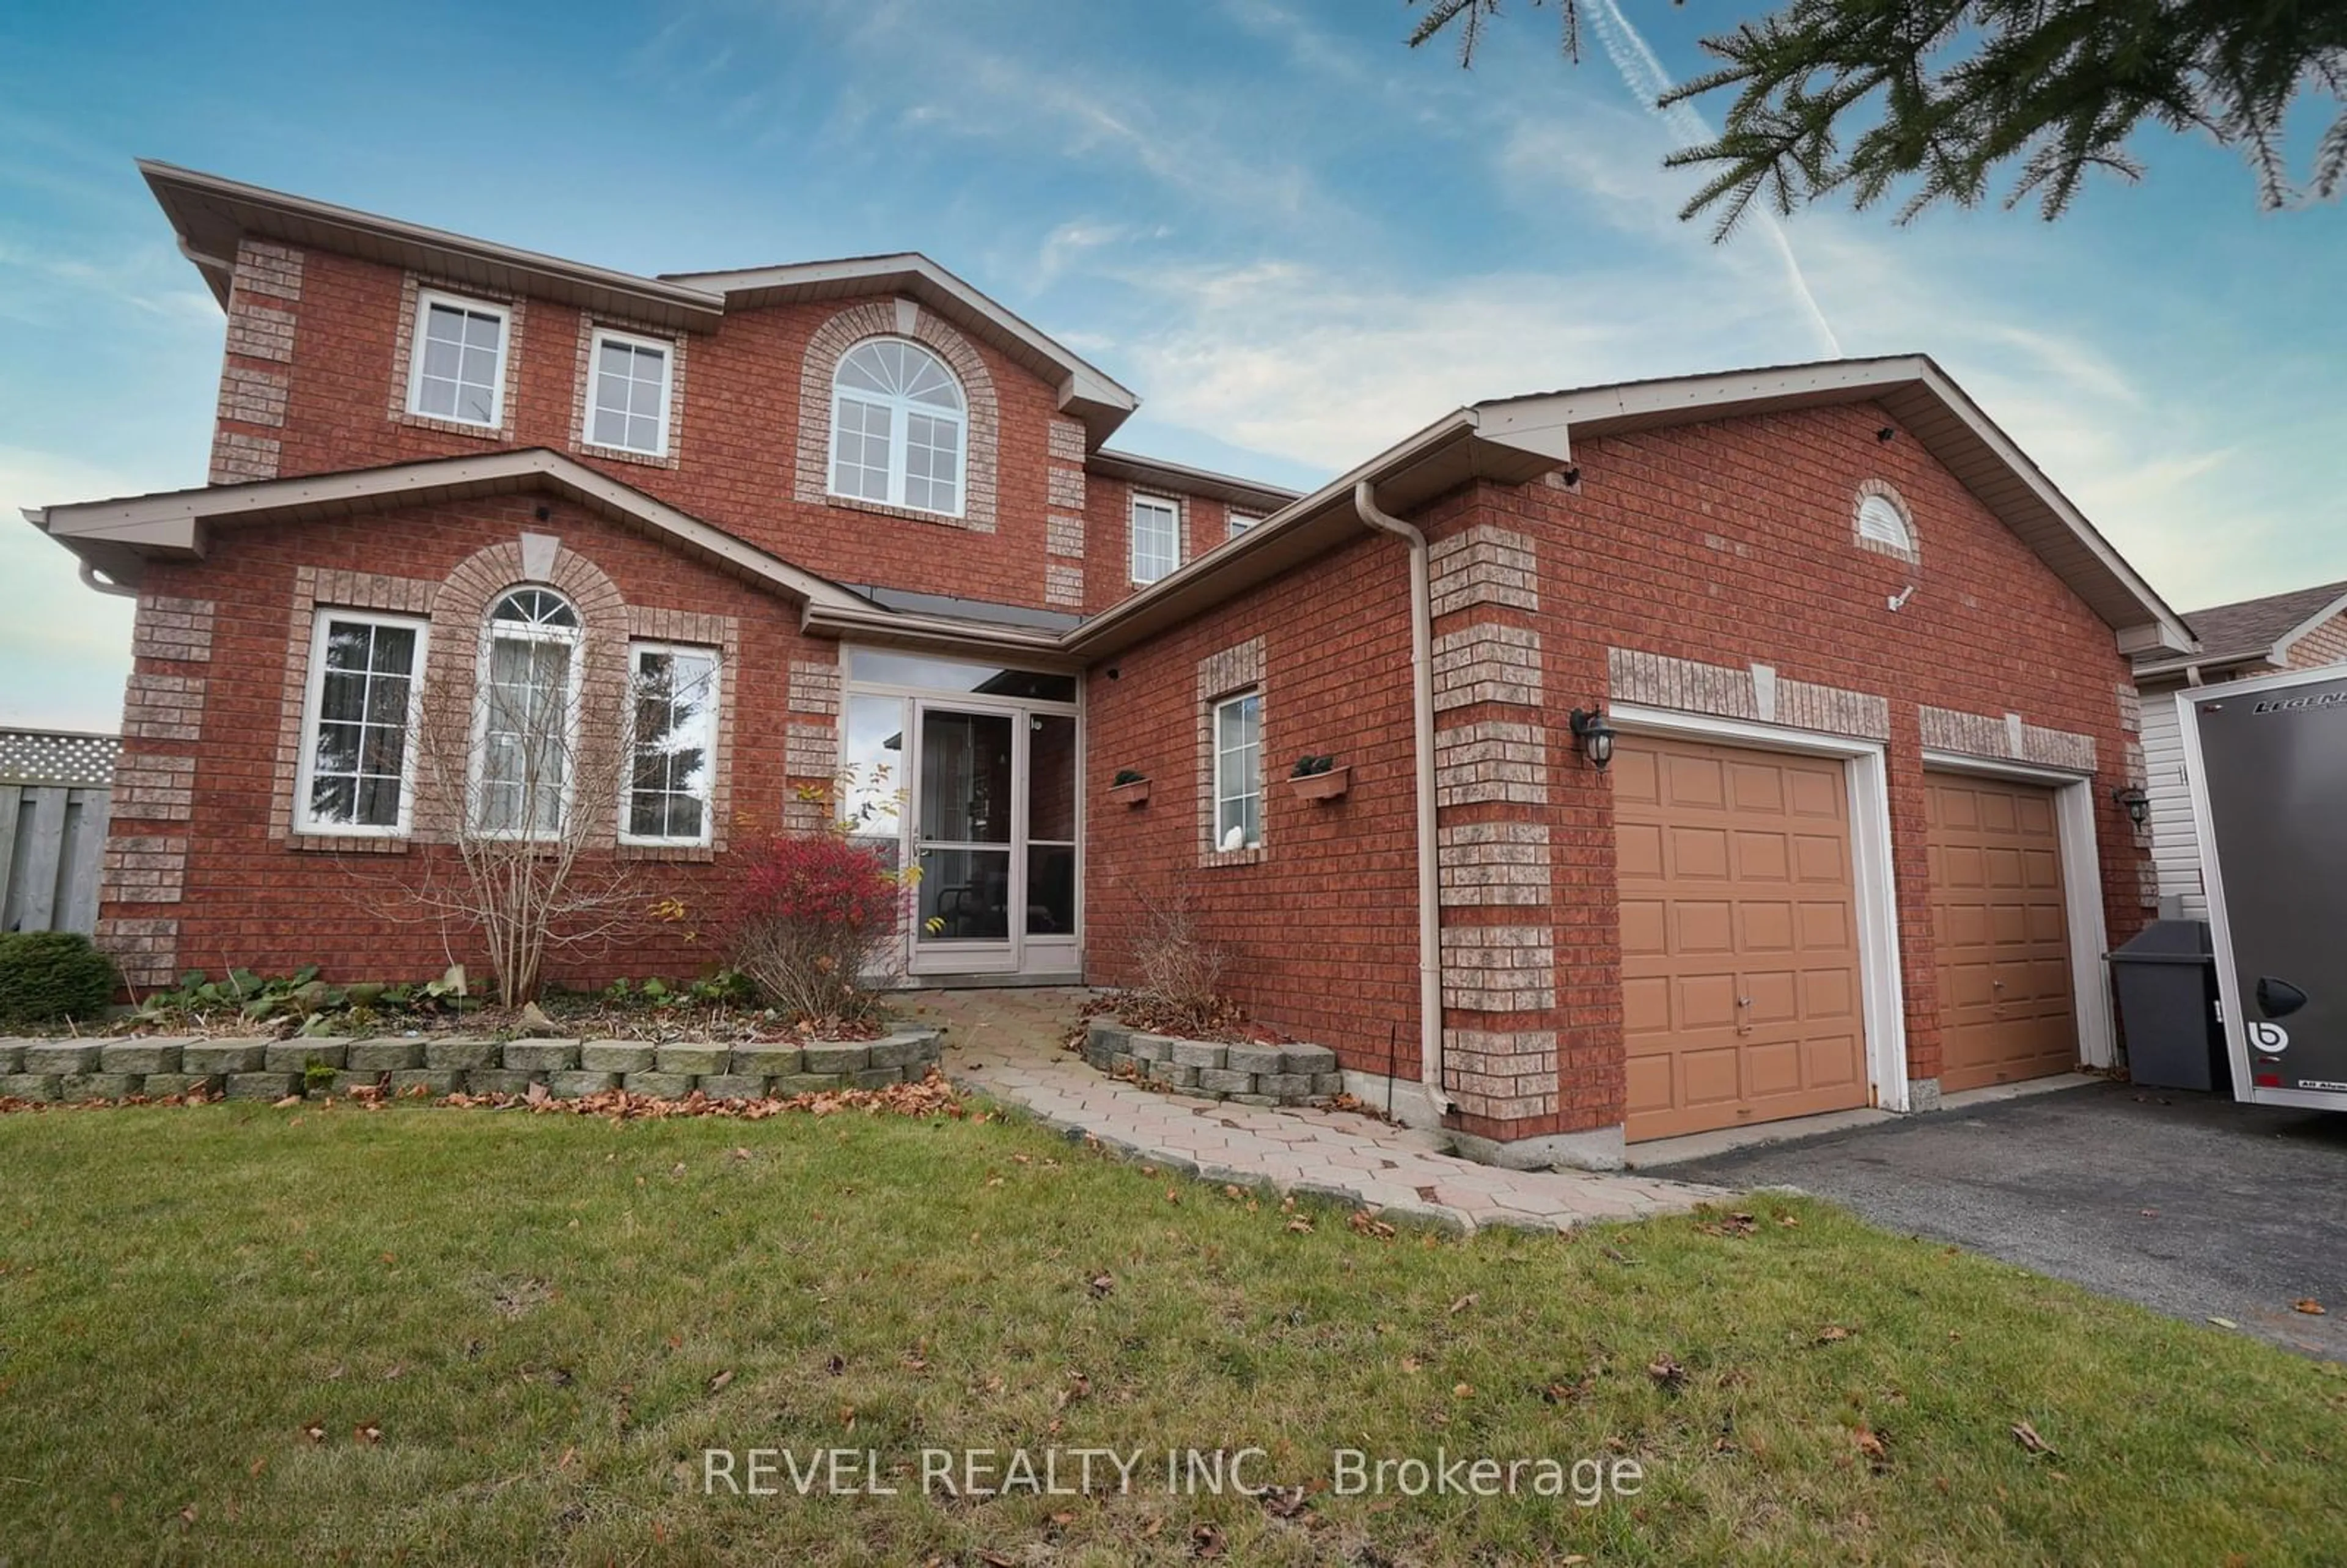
xmin=1614 ymin=728 xmax=2086 ymax=1143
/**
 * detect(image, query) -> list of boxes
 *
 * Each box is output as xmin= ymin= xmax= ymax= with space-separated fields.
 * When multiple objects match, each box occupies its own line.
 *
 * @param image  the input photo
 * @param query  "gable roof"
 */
xmin=663 ymin=255 xmax=1138 ymax=443
xmin=139 ymin=163 xmax=1139 ymax=442
xmin=23 ymin=448 xmax=871 ymax=613
xmin=1073 ymin=355 xmax=2194 ymax=659
xmin=2135 ymin=579 xmax=2347 ymax=678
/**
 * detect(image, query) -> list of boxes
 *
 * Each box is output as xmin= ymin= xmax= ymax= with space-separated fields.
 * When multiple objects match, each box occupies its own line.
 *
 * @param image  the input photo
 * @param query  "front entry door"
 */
xmin=912 ymin=703 xmax=1019 ymax=973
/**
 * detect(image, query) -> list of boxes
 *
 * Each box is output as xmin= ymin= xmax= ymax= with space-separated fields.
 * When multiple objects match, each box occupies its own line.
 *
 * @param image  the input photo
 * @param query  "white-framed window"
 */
xmin=1131 ymin=494 xmax=1181 ymax=585
xmin=587 ymin=328 xmax=673 ymax=456
xmin=295 ymin=609 xmax=428 ymax=837
xmin=406 ymin=289 xmax=511 ymax=428
xmin=1227 ymin=511 xmax=1260 ymax=538
xmin=1855 ymin=488 xmax=1915 ymax=554
xmin=622 ymin=642 xmax=720 ymax=845
xmin=472 ymin=587 xmax=581 ymax=838
xmin=829 ymin=337 xmax=966 ymax=515
xmin=1212 ymin=690 xmax=1263 ymax=852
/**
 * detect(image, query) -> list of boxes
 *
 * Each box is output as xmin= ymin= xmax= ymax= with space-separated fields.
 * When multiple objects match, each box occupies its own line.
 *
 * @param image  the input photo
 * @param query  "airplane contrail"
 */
xmin=1582 ymin=0 xmax=1843 ymax=356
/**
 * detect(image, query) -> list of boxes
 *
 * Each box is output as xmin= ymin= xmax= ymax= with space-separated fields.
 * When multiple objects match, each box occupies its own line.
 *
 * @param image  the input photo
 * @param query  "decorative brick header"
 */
xmin=793 ymin=299 xmax=999 ymax=533
xmin=1917 ymin=705 xmax=2098 ymax=773
xmin=131 ymin=596 xmax=216 ymax=664
xmin=1607 ymin=648 xmax=1890 ymax=741
xmin=1432 ymin=624 xmax=1542 ymax=711
xmin=1429 ymin=526 xmax=1538 ymax=619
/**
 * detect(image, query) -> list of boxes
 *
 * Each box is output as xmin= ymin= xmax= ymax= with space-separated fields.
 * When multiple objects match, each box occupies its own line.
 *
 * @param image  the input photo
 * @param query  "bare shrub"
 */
xmin=1127 ymin=890 xmax=1228 ymax=1037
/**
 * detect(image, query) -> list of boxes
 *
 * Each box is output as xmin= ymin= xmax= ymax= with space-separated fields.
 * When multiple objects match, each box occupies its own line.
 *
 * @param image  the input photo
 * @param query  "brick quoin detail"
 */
xmin=210 ymin=432 xmax=281 ymax=483
xmin=100 ymin=835 xmax=190 ymax=905
xmin=786 ymin=659 xmax=841 ymax=716
xmin=1429 ymin=525 xmax=1539 ymax=618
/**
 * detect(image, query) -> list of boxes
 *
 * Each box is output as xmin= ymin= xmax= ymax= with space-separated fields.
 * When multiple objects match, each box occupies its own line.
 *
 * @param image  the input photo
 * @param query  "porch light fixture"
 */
xmin=1568 ymin=705 xmax=1617 ymax=771
xmin=2113 ymin=785 xmax=2150 ymax=826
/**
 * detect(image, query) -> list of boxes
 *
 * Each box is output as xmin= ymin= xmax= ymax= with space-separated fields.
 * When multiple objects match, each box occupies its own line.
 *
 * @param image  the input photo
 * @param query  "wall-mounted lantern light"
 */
xmin=1568 ymin=705 xmax=1617 ymax=771
xmin=2112 ymin=785 xmax=2150 ymax=827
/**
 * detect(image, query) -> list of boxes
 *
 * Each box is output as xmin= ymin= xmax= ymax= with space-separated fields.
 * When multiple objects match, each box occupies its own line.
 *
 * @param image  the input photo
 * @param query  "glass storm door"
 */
xmin=912 ymin=704 xmax=1019 ymax=972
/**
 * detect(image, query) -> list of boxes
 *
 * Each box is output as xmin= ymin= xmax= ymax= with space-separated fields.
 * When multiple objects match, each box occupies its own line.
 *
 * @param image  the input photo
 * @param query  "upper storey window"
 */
xmin=589 ymin=329 xmax=673 ymax=456
xmin=406 ymin=290 xmax=510 ymax=428
xmin=830 ymin=338 xmax=966 ymax=516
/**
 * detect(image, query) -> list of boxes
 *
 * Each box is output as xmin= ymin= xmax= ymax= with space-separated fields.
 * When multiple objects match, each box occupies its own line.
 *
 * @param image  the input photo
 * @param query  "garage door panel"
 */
xmin=1802 ymin=966 xmax=1855 ymax=1019
xmin=1926 ymin=772 xmax=2077 ymax=1093
xmin=1671 ymin=826 xmax=1731 ymax=879
xmin=1739 ymin=900 xmax=1794 ymax=951
xmin=1733 ymin=830 xmax=1790 ymax=882
xmin=1622 ymin=976 xmax=1672 ymax=1036
xmin=1617 ymin=821 xmax=1665 ymax=879
xmin=1619 ymin=898 xmax=1667 ymax=956
xmin=1618 ymin=733 xmax=1870 ymax=1141
xmin=1666 ymin=753 xmax=1726 ymax=808
xmin=1677 ymin=973 xmax=1740 ymax=1028
xmin=1796 ymin=899 xmax=1850 ymax=951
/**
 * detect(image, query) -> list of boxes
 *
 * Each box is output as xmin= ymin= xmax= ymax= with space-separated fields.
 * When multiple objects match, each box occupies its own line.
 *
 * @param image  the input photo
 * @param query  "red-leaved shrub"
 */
xmin=724 ymin=833 xmax=905 ymax=1024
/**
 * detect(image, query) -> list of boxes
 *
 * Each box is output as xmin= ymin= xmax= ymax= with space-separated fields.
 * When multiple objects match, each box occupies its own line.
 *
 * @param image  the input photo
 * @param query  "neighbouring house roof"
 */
xmin=139 ymin=163 xmax=1141 ymax=442
xmin=2134 ymin=579 xmax=2347 ymax=680
xmin=1071 ymin=354 xmax=2195 ymax=659
xmin=23 ymin=448 xmax=872 ymax=614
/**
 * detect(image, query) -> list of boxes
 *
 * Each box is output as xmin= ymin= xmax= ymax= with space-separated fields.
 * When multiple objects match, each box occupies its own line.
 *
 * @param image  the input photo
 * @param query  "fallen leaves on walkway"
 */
xmin=2292 ymin=1299 xmax=2326 ymax=1316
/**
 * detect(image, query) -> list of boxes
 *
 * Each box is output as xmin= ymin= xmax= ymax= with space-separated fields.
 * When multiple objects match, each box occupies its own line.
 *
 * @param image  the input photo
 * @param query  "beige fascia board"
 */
xmin=803 ymin=603 xmax=1079 ymax=665
xmin=36 ymin=450 xmax=867 ymax=612
xmin=140 ymin=161 xmax=727 ymax=331
xmin=1063 ymin=407 xmax=1580 ymax=659
xmin=1479 ymin=354 xmax=2194 ymax=653
xmin=1084 ymin=449 xmax=1302 ymax=510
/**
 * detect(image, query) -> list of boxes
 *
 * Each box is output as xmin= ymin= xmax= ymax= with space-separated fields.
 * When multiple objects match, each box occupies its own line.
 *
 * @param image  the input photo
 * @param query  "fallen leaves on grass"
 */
xmin=1447 ymin=1292 xmax=1479 ymax=1316
xmin=1647 ymin=1354 xmax=1688 ymax=1390
xmin=441 ymin=1071 xmax=964 ymax=1122
xmin=1191 ymin=1521 xmax=1227 ymax=1558
xmin=1851 ymin=1426 xmax=1890 ymax=1472
xmin=1815 ymin=1325 xmax=1856 ymax=1345
xmin=1088 ymin=1272 xmax=1116 ymax=1298
xmin=707 ymin=1369 xmax=735 ymax=1396
xmin=2011 ymin=1421 xmax=2058 ymax=1457
xmin=1696 ymin=1209 xmax=1760 ymax=1238
xmin=354 ymin=1423 xmax=381 ymax=1446
xmin=1347 ymin=1211 xmax=1397 ymax=1240
xmin=300 ymin=1422 xmax=325 ymax=1444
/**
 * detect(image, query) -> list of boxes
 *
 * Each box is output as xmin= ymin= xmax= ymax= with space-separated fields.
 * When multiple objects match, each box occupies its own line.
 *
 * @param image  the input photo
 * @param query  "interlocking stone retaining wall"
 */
xmin=0 ymin=1030 xmax=942 ymax=1104
xmin=1081 ymin=1019 xmax=1342 ymax=1107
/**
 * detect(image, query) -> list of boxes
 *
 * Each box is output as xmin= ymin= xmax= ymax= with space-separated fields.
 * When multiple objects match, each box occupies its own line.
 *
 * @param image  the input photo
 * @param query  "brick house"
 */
xmin=27 ymin=162 xmax=2199 ymax=1167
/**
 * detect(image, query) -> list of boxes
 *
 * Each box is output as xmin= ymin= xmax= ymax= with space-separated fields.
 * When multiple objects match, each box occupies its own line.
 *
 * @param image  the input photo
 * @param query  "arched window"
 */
xmin=830 ymin=338 xmax=966 ymax=516
xmin=1853 ymin=483 xmax=1918 ymax=560
xmin=474 ymin=587 xmax=581 ymax=837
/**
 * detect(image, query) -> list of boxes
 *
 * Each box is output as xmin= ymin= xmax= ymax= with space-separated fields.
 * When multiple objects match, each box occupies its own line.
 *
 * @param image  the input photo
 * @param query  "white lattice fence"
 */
xmin=1 ymin=730 xmax=119 ymax=934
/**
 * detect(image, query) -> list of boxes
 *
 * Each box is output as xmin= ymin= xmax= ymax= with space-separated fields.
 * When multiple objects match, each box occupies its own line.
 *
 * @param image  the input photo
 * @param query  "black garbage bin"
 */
xmin=2106 ymin=920 xmax=2228 ymax=1092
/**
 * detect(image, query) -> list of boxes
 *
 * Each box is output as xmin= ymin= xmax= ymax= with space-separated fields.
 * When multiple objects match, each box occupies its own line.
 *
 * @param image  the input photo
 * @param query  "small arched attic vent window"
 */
xmin=1852 ymin=482 xmax=1919 ymax=562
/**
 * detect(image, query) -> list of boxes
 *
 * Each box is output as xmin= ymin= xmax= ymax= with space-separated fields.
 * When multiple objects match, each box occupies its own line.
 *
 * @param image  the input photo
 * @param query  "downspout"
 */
xmin=1353 ymin=480 xmax=1449 ymax=1110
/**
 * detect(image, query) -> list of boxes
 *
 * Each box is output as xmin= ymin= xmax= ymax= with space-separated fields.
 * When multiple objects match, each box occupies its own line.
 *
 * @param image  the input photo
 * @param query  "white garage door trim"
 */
xmin=1610 ymin=704 xmax=1911 ymax=1112
xmin=1919 ymin=749 xmax=2115 ymax=1071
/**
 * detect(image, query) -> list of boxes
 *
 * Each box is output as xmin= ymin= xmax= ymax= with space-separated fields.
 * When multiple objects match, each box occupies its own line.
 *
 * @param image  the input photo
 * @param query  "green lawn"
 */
xmin=0 ymin=1099 xmax=2340 ymax=1565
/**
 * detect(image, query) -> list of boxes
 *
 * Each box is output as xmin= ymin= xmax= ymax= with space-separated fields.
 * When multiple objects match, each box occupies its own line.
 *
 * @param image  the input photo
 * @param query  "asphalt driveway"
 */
xmin=1656 ymin=1081 xmax=2347 ymax=1358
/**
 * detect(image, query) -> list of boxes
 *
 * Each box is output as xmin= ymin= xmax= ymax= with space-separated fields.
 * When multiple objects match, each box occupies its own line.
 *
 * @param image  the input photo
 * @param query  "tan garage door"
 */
xmin=1926 ymin=774 xmax=2077 ymax=1093
xmin=1617 ymin=735 xmax=1870 ymax=1141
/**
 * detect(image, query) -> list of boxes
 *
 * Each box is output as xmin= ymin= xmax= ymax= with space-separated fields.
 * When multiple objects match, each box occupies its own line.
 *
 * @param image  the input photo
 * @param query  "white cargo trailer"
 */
xmin=2179 ymin=663 xmax=2347 ymax=1109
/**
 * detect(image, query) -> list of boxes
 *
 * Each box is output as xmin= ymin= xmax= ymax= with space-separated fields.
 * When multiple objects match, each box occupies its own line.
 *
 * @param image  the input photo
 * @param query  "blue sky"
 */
xmin=4 ymin=0 xmax=2343 ymax=730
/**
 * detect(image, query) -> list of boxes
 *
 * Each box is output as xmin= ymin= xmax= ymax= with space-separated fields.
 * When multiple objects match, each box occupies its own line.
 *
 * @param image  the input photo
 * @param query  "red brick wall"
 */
xmin=1083 ymin=526 xmax=1429 ymax=1073
xmin=2287 ymin=609 xmax=2347 ymax=668
xmin=104 ymin=492 xmax=832 ymax=991
xmin=1081 ymin=477 xmax=1240 ymax=614
xmin=1090 ymin=401 xmax=2151 ymax=1139
xmin=210 ymin=244 xmax=1231 ymax=618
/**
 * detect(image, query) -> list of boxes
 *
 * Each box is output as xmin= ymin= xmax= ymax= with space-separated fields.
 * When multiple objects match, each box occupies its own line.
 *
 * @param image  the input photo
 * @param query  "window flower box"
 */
xmin=1109 ymin=777 xmax=1151 ymax=807
xmin=1287 ymin=766 xmax=1350 ymax=802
